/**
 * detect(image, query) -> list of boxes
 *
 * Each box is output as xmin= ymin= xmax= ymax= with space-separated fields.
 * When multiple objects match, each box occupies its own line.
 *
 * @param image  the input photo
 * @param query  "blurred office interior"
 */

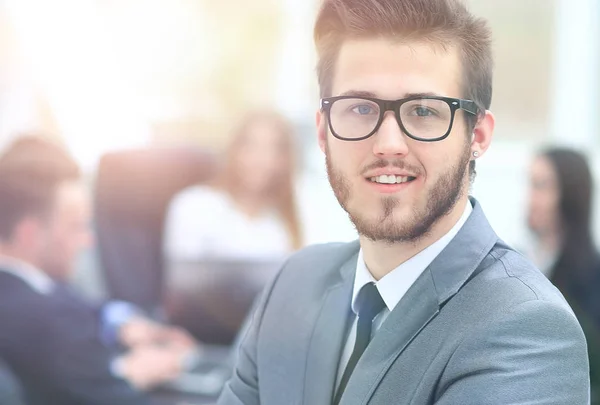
xmin=0 ymin=0 xmax=598 ymax=402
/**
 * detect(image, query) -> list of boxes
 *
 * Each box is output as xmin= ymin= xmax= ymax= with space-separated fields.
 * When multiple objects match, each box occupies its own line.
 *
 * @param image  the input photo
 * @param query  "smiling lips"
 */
xmin=369 ymin=174 xmax=416 ymax=184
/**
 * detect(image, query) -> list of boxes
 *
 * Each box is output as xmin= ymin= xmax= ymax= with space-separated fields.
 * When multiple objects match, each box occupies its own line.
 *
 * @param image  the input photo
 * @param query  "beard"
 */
xmin=325 ymin=143 xmax=471 ymax=244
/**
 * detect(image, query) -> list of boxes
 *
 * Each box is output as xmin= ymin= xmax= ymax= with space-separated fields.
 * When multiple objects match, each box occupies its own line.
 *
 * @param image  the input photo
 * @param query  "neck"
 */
xmin=536 ymin=230 xmax=562 ymax=255
xmin=361 ymin=195 xmax=469 ymax=280
xmin=231 ymin=189 xmax=271 ymax=218
xmin=0 ymin=244 xmax=38 ymax=269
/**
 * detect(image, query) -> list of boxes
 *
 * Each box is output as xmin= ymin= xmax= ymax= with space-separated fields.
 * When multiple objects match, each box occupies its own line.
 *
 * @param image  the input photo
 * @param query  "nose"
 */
xmin=372 ymin=111 xmax=410 ymax=157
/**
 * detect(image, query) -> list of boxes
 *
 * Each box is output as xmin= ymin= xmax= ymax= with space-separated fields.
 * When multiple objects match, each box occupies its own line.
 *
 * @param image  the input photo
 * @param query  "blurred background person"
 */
xmin=0 ymin=0 xmax=597 ymax=401
xmin=164 ymin=109 xmax=302 ymax=261
xmin=0 ymin=136 xmax=198 ymax=405
xmin=525 ymin=146 xmax=600 ymax=399
xmin=163 ymin=109 xmax=302 ymax=345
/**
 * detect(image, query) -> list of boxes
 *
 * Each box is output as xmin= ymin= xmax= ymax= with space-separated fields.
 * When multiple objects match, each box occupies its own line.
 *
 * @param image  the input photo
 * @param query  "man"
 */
xmin=218 ymin=0 xmax=590 ymax=404
xmin=0 ymin=136 xmax=197 ymax=404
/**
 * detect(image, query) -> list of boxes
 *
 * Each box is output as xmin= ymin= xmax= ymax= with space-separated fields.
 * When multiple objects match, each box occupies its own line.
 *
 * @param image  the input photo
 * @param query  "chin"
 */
xmin=526 ymin=216 xmax=538 ymax=231
xmin=526 ymin=223 xmax=542 ymax=237
xmin=47 ymin=267 xmax=73 ymax=282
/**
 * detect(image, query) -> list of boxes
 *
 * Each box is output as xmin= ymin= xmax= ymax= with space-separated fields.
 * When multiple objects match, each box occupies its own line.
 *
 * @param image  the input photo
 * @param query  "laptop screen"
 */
xmin=164 ymin=258 xmax=284 ymax=345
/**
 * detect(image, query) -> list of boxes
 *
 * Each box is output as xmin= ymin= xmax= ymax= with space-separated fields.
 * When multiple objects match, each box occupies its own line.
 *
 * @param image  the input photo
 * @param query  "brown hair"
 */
xmin=0 ymin=136 xmax=80 ymax=240
xmin=214 ymin=110 xmax=302 ymax=250
xmin=314 ymin=0 xmax=493 ymax=178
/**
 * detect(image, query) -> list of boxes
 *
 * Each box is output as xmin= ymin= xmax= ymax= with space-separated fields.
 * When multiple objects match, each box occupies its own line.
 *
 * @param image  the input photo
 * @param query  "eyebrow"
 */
xmin=338 ymin=90 xmax=443 ymax=99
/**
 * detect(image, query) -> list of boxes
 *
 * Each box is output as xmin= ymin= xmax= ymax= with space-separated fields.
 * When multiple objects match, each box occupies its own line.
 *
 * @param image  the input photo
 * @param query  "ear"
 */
xmin=316 ymin=109 xmax=327 ymax=154
xmin=471 ymin=110 xmax=495 ymax=160
xmin=12 ymin=217 xmax=45 ymax=250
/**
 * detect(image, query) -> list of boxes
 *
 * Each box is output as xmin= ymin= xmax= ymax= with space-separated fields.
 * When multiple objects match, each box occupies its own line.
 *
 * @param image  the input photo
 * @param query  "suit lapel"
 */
xmin=303 ymin=252 xmax=357 ymax=405
xmin=338 ymin=269 xmax=439 ymax=404
xmin=338 ymin=198 xmax=500 ymax=405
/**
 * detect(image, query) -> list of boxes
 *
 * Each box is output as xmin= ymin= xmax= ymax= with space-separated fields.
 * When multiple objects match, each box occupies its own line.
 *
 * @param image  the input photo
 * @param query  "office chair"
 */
xmin=93 ymin=146 xmax=216 ymax=318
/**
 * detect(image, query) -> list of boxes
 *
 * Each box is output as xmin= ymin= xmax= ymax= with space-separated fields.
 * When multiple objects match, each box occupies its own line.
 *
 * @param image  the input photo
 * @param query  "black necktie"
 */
xmin=334 ymin=282 xmax=386 ymax=405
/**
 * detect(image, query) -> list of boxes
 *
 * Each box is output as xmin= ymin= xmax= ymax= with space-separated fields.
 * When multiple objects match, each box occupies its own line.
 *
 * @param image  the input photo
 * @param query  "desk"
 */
xmin=151 ymin=389 xmax=218 ymax=405
xmin=151 ymin=345 xmax=231 ymax=405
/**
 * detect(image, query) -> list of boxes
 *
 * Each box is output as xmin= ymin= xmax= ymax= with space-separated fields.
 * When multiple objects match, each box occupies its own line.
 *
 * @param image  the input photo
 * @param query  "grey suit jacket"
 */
xmin=219 ymin=199 xmax=590 ymax=404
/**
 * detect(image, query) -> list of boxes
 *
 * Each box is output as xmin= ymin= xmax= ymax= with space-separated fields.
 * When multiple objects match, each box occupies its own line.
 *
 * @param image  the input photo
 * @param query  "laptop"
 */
xmin=160 ymin=258 xmax=285 ymax=396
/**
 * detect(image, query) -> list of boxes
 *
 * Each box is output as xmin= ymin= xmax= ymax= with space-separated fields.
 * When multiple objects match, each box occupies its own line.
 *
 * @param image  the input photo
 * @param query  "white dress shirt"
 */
xmin=336 ymin=201 xmax=473 ymax=388
xmin=0 ymin=255 xmax=54 ymax=294
xmin=164 ymin=185 xmax=292 ymax=260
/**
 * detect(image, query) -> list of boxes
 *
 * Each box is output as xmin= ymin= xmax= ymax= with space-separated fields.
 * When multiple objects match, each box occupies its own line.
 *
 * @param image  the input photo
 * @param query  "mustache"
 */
xmin=360 ymin=159 xmax=423 ymax=176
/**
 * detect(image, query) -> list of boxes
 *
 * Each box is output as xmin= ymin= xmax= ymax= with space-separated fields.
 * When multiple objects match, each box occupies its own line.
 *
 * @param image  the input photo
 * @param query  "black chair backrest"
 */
xmin=94 ymin=146 xmax=216 ymax=316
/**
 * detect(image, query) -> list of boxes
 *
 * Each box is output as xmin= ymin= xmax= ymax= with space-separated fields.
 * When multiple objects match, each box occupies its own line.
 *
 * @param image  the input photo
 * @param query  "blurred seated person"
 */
xmin=0 ymin=136 xmax=198 ymax=405
xmin=525 ymin=146 xmax=600 ymax=398
xmin=165 ymin=109 xmax=303 ymax=261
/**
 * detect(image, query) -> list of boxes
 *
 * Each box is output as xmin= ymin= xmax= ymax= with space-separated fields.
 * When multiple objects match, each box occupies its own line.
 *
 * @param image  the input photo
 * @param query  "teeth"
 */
xmin=370 ymin=175 xmax=411 ymax=184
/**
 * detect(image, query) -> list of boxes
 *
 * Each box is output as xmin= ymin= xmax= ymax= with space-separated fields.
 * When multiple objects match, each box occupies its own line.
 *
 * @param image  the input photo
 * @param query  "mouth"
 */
xmin=367 ymin=175 xmax=417 ymax=185
xmin=364 ymin=174 xmax=418 ymax=194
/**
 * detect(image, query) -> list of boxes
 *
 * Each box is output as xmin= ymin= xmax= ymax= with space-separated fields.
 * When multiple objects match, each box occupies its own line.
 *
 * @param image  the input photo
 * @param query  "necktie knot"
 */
xmin=355 ymin=282 xmax=386 ymax=321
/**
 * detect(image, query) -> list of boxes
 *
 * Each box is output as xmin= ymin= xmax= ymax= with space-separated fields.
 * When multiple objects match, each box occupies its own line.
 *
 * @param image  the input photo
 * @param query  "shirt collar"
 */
xmin=0 ymin=255 xmax=55 ymax=295
xmin=352 ymin=200 xmax=473 ymax=314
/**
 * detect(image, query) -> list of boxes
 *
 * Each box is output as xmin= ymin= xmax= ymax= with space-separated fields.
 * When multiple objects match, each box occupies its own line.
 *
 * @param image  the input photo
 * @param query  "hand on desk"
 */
xmin=120 ymin=317 xmax=198 ymax=352
xmin=118 ymin=317 xmax=203 ymax=389
xmin=119 ymin=345 xmax=185 ymax=390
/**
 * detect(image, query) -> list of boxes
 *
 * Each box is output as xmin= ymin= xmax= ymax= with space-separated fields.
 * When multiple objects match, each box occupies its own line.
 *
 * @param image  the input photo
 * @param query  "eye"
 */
xmin=351 ymin=104 xmax=377 ymax=115
xmin=412 ymin=106 xmax=436 ymax=117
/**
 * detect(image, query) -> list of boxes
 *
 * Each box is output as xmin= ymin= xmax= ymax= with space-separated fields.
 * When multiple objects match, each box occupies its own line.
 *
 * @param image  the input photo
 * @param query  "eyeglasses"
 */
xmin=320 ymin=95 xmax=479 ymax=142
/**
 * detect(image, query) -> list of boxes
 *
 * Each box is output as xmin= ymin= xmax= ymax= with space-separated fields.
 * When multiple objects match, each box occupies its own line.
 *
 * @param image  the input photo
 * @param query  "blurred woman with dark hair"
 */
xmin=527 ymin=146 xmax=600 ymax=398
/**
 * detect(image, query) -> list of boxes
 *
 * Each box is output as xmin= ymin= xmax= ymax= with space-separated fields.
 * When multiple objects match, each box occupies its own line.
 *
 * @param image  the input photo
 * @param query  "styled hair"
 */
xmin=214 ymin=110 xmax=302 ymax=250
xmin=314 ymin=0 xmax=493 ymax=178
xmin=0 ymin=136 xmax=80 ymax=240
xmin=541 ymin=148 xmax=598 ymax=288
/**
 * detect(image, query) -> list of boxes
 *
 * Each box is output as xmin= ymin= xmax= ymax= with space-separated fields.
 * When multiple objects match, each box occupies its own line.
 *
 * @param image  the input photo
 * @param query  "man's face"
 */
xmin=317 ymin=39 xmax=474 ymax=243
xmin=37 ymin=181 xmax=92 ymax=280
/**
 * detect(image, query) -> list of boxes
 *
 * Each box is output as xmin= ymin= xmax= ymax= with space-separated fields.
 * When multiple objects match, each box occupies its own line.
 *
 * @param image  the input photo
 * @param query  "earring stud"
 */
xmin=473 ymin=151 xmax=479 ymax=158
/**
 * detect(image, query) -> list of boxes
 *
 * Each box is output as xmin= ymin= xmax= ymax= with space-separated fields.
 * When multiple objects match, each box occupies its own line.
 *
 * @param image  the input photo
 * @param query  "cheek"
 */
xmin=45 ymin=228 xmax=74 ymax=258
xmin=236 ymin=152 xmax=258 ymax=171
xmin=328 ymin=141 xmax=366 ymax=175
xmin=241 ymin=146 xmax=280 ymax=171
xmin=530 ymin=190 xmax=559 ymax=219
xmin=38 ymin=232 xmax=61 ymax=264
xmin=544 ymin=194 xmax=560 ymax=217
xmin=415 ymin=147 xmax=450 ymax=180
xmin=262 ymin=150 xmax=286 ymax=173
xmin=272 ymin=155 xmax=290 ymax=179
